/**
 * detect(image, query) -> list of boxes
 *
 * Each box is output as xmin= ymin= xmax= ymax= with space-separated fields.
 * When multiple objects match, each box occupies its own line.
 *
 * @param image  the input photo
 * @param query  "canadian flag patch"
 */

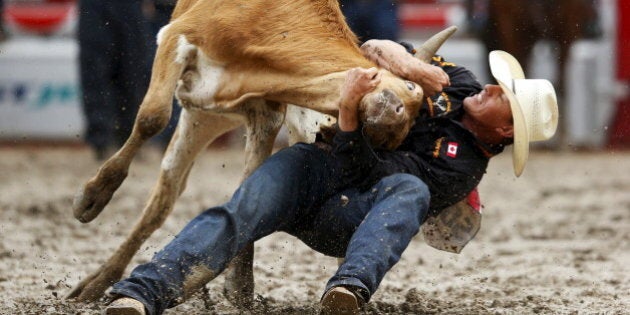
xmin=446 ymin=142 xmax=458 ymax=158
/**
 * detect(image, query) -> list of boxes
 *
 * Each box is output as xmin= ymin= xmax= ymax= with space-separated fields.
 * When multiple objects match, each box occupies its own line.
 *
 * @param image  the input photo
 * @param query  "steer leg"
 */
xmin=72 ymin=26 xmax=186 ymax=224
xmin=223 ymin=100 xmax=287 ymax=308
xmin=67 ymin=110 xmax=241 ymax=302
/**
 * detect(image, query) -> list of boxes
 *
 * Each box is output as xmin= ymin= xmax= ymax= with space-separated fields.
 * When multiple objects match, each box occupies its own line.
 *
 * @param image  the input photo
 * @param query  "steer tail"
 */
xmin=415 ymin=26 xmax=458 ymax=63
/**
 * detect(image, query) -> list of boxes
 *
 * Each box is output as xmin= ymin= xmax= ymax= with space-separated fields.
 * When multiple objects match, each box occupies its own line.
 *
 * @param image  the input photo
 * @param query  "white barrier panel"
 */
xmin=0 ymin=37 xmax=84 ymax=139
xmin=565 ymin=40 xmax=616 ymax=148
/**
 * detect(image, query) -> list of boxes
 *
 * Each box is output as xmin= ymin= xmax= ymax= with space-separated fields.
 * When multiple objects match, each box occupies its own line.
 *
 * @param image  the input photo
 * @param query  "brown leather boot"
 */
xmin=102 ymin=297 xmax=146 ymax=315
xmin=320 ymin=286 xmax=363 ymax=315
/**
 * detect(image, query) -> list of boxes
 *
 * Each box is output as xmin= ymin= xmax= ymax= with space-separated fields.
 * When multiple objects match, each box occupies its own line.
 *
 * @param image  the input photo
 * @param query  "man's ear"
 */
xmin=496 ymin=125 xmax=514 ymax=138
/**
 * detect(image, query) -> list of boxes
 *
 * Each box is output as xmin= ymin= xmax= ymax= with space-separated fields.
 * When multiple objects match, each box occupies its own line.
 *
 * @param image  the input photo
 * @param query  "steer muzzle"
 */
xmin=359 ymin=88 xmax=419 ymax=150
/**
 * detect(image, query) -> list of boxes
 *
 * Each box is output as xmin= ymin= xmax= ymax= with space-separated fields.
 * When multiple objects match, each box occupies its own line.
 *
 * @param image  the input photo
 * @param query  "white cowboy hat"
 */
xmin=489 ymin=50 xmax=559 ymax=177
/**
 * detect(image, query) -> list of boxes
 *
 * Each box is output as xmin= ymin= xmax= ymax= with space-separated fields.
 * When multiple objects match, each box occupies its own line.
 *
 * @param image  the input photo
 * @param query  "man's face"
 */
xmin=463 ymin=84 xmax=513 ymax=131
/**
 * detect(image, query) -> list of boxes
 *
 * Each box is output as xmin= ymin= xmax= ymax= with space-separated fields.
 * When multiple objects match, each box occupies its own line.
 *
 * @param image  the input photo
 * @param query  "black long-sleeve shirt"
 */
xmin=331 ymin=55 xmax=504 ymax=213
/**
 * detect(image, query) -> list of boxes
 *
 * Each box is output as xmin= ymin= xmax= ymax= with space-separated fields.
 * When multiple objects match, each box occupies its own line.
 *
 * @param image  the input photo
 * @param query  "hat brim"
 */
xmin=496 ymin=79 xmax=529 ymax=177
xmin=489 ymin=50 xmax=528 ymax=177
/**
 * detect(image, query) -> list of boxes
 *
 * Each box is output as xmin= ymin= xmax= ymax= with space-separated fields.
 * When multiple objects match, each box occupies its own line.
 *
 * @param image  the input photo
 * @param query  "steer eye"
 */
xmin=405 ymin=81 xmax=415 ymax=91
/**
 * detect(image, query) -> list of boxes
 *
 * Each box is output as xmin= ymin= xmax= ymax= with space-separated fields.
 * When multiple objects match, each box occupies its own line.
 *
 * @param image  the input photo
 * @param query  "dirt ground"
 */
xmin=0 ymin=145 xmax=628 ymax=314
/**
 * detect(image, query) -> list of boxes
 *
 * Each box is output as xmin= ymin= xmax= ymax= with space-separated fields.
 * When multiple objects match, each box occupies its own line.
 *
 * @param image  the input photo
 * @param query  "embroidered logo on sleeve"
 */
xmin=433 ymin=137 xmax=445 ymax=158
xmin=446 ymin=142 xmax=459 ymax=158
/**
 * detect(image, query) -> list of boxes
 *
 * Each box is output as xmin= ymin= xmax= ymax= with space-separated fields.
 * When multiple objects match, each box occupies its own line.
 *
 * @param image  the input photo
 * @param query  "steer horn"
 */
xmin=415 ymin=26 xmax=458 ymax=63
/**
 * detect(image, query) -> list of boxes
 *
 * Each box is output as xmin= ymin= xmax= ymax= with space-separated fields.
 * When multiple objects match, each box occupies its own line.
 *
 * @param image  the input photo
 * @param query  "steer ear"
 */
xmin=415 ymin=26 xmax=458 ymax=63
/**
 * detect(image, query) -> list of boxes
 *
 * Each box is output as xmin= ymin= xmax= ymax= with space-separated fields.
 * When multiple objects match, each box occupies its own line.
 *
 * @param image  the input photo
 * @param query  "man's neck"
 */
xmin=460 ymin=114 xmax=504 ymax=146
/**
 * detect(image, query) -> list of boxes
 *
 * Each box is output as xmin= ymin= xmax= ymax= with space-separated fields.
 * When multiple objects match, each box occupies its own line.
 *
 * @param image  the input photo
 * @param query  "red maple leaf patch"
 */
xmin=446 ymin=142 xmax=458 ymax=158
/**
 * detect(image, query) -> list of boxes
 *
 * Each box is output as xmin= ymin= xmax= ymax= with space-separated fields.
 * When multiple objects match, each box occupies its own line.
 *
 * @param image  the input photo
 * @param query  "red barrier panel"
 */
xmin=4 ymin=2 xmax=74 ymax=35
xmin=399 ymin=2 xmax=454 ymax=29
xmin=609 ymin=0 xmax=630 ymax=148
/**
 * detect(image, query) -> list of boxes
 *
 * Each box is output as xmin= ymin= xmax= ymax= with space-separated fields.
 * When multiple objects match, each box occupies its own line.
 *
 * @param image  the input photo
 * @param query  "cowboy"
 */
xmin=103 ymin=41 xmax=558 ymax=315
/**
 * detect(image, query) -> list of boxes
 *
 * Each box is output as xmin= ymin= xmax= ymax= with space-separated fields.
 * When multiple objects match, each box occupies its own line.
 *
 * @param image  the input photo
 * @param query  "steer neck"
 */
xmin=264 ymin=70 xmax=349 ymax=116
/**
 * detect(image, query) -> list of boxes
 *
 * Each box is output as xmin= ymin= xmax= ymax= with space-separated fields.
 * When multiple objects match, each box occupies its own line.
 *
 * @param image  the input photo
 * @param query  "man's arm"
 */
xmin=330 ymin=67 xmax=382 ymax=186
xmin=338 ymin=67 xmax=381 ymax=132
xmin=360 ymin=39 xmax=450 ymax=96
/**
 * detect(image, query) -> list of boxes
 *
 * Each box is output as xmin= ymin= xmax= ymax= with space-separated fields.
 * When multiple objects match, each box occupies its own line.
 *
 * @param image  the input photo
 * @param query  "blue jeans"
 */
xmin=110 ymin=143 xmax=430 ymax=315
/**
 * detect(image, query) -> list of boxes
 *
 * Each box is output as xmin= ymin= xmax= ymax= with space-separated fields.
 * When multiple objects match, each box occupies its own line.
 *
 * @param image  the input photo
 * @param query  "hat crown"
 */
xmin=513 ymin=79 xmax=559 ymax=142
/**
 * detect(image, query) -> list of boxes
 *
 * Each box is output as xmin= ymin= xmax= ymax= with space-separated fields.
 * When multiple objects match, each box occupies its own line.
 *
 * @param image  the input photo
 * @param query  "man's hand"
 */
xmin=338 ymin=67 xmax=381 ymax=132
xmin=360 ymin=39 xmax=450 ymax=96
xmin=413 ymin=62 xmax=450 ymax=96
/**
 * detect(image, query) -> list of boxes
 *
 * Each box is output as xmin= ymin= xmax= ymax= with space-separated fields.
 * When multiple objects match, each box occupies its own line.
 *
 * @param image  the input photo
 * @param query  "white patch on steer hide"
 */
xmin=285 ymin=105 xmax=335 ymax=144
xmin=161 ymin=110 xmax=192 ymax=172
xmin=193 ymin=53 xmax=225 ymax=109
xmin=156 ymin=23 xmax=171 ymax=46
xmin=175 ymin=35 xmax=196 ymax=64
xmin=175 ymin=35 xmax=225 ymax=110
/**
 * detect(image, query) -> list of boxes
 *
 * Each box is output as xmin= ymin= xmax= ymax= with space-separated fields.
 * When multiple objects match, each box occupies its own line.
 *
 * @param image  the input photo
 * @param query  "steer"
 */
xmin=67 ymin=0 xmax=455 ymax=304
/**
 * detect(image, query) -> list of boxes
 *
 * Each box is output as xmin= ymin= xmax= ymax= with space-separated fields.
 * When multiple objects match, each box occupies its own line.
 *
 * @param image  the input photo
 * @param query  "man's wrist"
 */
xmin=338 ymin=111 xmax=359 ymax=131
xmin=407 ymin=60 xmax=428 ymax=83
xmin=338 ymin=95 xmax=360 ymax=131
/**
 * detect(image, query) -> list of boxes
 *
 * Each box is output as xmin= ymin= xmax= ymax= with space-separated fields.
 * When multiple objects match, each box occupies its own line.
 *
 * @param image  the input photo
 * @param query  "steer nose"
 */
xmin=382 ymin=89 xmax=405 ymax=116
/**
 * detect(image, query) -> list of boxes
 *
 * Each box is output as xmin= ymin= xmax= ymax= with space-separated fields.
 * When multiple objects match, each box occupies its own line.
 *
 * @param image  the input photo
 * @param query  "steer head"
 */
xmin=355 ymin=26 xmax=458 ymax=150
xmin=359 ymin=73 xmax=423 ymax=149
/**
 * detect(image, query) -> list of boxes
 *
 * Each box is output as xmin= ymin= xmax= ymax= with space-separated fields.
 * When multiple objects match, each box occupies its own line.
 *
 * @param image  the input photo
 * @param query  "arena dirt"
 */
xmin=0 ymin=146 xmax=628 ymax=314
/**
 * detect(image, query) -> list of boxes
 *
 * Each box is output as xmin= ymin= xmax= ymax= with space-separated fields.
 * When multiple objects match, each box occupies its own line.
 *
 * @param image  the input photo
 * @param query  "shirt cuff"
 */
xmin=333 ymin=128 xmax=364 ymax=143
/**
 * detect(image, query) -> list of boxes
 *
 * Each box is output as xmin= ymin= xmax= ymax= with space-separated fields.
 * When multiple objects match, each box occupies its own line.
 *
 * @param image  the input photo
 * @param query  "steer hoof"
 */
xmin=73 ymin=185 xmax=112 ymax=223
xmin=67 ymin=266 xmax=123 ymax=302
xmin=73 ymin=164 xmax=128 ymax=223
